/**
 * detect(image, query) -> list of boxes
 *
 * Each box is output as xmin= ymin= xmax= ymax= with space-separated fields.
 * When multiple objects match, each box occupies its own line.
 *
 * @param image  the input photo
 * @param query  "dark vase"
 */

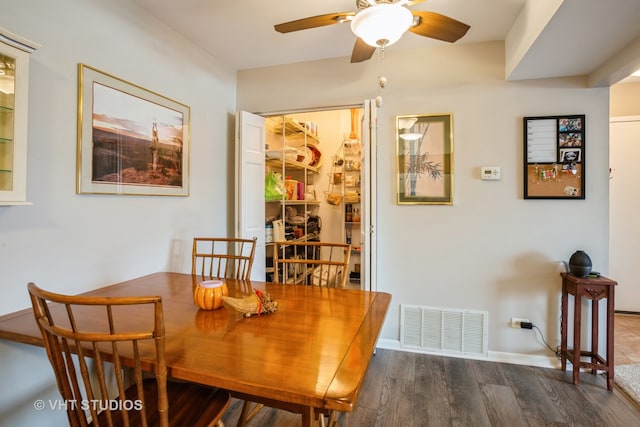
xmin=569 ymin=250 xmax=592 ymax=277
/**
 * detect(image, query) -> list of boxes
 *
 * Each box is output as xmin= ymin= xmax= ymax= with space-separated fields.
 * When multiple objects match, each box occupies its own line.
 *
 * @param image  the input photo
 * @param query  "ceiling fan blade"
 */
xmin=274 ymin=12 xmax=355 ymax=33
xmin=351 ymin=38 xmax=376 ymax=63
xmin=409 ymin=11 xmax=470 ymax=43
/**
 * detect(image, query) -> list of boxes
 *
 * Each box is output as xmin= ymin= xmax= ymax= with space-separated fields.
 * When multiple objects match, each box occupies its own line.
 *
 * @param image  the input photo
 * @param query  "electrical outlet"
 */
xmin=510 ymin=317 xmax=530 ymax=328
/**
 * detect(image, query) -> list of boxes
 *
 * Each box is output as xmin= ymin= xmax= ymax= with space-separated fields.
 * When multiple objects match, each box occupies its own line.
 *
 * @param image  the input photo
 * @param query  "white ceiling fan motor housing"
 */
xmin=351 ymin=3 xmax=413 ymax=47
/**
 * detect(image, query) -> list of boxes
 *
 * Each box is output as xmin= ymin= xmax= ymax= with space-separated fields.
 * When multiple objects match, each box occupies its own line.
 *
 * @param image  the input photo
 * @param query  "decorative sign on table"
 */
xmin=523 ymin=115 xmax=585 ymax=199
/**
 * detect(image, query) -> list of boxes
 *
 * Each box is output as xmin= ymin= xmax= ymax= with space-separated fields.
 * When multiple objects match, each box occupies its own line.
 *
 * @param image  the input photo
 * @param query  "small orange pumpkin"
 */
xmin=194 ymin=279 xmax=228 ymax=310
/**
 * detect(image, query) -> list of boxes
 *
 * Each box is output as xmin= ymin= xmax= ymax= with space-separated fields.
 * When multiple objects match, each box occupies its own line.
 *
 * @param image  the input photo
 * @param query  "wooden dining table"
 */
xmin=0 ymin=272 xmax=391 ymax=426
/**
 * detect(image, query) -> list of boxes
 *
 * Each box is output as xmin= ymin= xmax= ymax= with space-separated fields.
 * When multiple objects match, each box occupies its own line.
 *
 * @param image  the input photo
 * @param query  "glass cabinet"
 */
xmin=0 ymin=27 xmax=39 ymax=205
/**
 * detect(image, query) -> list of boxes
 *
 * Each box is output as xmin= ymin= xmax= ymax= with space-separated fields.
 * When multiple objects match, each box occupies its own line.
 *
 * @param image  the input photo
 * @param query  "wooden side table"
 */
xmin=560 ymin=272 xmax=617 ymax=390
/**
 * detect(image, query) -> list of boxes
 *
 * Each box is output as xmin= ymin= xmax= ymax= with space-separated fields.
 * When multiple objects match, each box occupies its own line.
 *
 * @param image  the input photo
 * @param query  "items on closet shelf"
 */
xmin=265 ymin=171 xmax=284 ymax=201
xmin=325 ymin=144 xmax=345 ymax=206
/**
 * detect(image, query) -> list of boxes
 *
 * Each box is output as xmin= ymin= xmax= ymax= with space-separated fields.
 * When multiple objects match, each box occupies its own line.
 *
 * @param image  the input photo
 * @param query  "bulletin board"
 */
xmin=524 ymin=115 xmax=585 ymax=199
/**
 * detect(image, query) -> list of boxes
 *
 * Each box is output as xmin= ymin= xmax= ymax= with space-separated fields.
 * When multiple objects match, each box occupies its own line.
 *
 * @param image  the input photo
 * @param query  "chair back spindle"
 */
xmin=272 ymin=241 xmax=351 ymax=288
xmin=192 ymin=237 xmax=257 ymax=280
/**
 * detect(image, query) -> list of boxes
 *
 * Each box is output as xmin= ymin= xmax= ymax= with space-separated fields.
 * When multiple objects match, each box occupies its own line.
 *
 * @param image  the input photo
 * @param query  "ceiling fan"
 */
xmin=274 ymin=0 xmax=470 ymax=63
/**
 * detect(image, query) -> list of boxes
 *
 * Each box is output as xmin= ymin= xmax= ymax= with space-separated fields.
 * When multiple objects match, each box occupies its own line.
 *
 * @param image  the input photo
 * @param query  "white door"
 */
xmin=236 ymin=111 xmax=266 ymax=281
xmin=610 ymin=116 xmax=640 ymax=311
xmin=360 ymin=99 xmax=378 ymax=291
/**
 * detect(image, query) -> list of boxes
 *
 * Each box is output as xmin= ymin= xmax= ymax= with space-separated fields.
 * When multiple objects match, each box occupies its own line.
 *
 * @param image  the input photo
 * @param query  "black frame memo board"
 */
xmin=524 ymin=115 xmax=585 ymax=199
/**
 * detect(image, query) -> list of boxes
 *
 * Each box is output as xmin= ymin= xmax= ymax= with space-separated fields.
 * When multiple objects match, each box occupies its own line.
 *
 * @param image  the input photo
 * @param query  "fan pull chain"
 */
xmin=376 ymin=45 xmax=386 ymax=107
xmin=377 ymin=45 xmax=387 ymax=89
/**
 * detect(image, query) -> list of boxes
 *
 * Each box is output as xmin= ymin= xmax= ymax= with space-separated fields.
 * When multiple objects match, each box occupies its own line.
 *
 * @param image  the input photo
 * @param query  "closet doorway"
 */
xmin=236 ymin=100 xmax=378 ymax=291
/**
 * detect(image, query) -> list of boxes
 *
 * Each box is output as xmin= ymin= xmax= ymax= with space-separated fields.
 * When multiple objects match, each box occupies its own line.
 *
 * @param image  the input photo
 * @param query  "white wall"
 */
xmin=0 ymin=0 xmax=236 ymax=424
xmin=238 ymin=41 xmax=611 ymax=361
xmin=611 ymin=82 xmax=640 ymax=116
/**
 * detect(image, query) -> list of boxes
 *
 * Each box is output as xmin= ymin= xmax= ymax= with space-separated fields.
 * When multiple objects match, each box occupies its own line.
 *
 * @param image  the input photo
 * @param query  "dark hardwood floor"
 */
xmin=221 ymin=346 xmax=640 ymax=426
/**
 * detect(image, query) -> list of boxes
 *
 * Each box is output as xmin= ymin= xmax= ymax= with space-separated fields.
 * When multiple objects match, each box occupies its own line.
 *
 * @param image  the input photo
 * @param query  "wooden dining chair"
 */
xmin=192 ymin=237 xmax=257 ymax=280
xmin=238 ymin=241 xmax=350 ymax=427
xmin=272 ymin=241 xmax=351 ymax=288
xmin=27 ymin=282 xmax=231 ymax=427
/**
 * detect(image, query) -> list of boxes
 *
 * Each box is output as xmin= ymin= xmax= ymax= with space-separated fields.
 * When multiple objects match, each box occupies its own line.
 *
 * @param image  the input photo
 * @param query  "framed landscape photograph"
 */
xmin=396 ymin=113 xmax=453 ymax=205
xmin=77 ymin=64 xmax=190 ymax=196
xmin=524 ymin=114 xmax=585 ymax=199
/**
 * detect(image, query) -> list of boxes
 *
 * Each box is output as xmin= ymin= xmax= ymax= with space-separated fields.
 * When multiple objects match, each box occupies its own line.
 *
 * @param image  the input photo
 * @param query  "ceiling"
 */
xmin=131 ymin=0 xmax=640 ymax=85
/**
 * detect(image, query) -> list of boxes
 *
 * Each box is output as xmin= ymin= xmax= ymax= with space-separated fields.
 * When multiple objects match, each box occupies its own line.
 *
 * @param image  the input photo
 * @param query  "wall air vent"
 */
xmin=400 ymin=304 xmax=488 ymax=357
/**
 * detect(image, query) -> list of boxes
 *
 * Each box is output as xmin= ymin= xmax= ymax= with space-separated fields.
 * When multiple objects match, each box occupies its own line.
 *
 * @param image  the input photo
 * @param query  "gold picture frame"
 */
xmin=77 ymin=64 xmax=190 ymax=196
xmin=396 ymin=113 xmax=453 ymax=205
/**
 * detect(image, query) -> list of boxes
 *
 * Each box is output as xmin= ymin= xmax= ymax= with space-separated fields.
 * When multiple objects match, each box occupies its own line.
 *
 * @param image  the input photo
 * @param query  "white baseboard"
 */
xmin=377 ymin=338 xmax=561 ymax=369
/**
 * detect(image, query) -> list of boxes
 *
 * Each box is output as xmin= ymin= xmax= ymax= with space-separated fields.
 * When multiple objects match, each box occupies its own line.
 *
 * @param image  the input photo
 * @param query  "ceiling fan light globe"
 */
xmin=399 ymin=133 xmax=423 ymax=141
xmin=351 ymin=4 xmax=413 ymax=48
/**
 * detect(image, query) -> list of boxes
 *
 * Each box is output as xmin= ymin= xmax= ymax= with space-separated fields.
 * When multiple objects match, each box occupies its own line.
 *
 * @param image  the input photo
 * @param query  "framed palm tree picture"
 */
xmin=396 ymin=113 xmax=453 ymax=205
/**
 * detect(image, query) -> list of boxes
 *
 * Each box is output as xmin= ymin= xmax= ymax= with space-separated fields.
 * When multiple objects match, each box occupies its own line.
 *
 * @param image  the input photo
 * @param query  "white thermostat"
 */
xmin=481 ymin=166 xmax=501 ymax=180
